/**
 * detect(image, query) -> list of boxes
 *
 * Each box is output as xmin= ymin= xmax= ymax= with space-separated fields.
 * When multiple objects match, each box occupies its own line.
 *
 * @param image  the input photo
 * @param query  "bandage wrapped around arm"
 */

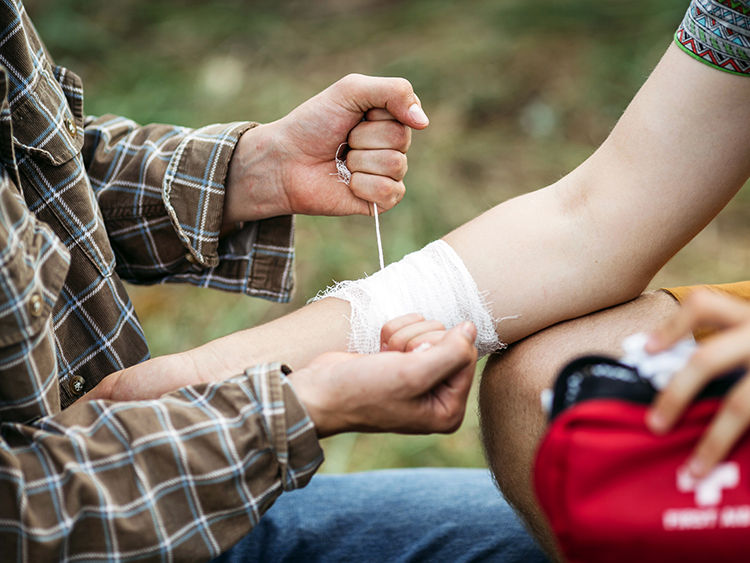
xmin=311 ymin=240 xmax=505 ymax=356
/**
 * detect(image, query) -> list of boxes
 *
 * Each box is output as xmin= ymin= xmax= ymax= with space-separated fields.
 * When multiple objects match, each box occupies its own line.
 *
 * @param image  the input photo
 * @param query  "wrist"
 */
xmin=288 ymin=368 xmax=342 ymax=438
xmin=223 ymin=122 xmax=291 ymax=224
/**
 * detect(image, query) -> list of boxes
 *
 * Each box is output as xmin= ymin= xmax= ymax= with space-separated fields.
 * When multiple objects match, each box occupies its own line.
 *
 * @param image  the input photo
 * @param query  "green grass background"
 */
xmin=27 ymin=0 xmax=750 ymax=473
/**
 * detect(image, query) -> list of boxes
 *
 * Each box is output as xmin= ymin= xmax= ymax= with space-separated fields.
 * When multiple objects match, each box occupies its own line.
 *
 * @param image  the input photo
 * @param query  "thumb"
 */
xmin=332 ymin=74 xmax=429 ymax=130
xmin=407 ymin=322 xmax=477 ymax=388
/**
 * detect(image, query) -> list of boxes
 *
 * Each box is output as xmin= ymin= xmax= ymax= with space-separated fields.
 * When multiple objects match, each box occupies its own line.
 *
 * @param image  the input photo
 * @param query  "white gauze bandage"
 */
xmin=311 ymin=240 xmax=507 ymax=356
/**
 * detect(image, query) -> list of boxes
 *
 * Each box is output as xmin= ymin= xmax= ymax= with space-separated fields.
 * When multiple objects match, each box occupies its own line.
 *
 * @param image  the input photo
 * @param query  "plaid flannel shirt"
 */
xmin=0 ymin=1 xmax=322 ymax=559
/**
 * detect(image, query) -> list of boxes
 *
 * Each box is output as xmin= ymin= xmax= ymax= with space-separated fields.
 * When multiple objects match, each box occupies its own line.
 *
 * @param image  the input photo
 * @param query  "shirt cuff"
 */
xmin=163 ymin=120 xmax=255 ymax=268
xmin=163 ymin=121 xmax=296 ymax=301
xmin=245 ymin=362 xmax=324 ymax=492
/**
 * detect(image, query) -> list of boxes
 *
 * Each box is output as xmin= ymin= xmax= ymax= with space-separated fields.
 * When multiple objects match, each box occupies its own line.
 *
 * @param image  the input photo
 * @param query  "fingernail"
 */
xmin=647 ymin=411 xmax=667 ymax=434
xmin=408 ymin=103 xmax=429 ymax=126
xmin=381 ymin=342 xmax=389 ymax=352
xmin=413 ymin=342 xmax=432 ymax=353
xmin=688 ymin=457 xmax=706 ymax=478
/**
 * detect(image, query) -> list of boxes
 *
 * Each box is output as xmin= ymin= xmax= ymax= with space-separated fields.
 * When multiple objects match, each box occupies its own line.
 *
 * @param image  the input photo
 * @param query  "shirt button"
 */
xmin=71 ymin=375 xmax=86 ymax=394
xmin=65 ymin=117 xmax=77 ymax=137
xmin=29 ymin=293 xmax=43 ymax=317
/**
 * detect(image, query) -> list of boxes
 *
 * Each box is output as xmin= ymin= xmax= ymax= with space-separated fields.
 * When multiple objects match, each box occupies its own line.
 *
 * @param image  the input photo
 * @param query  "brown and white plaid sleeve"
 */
xmin=84 ymin=115 xmax=296 ymax=302
xmin=0 ymin=4 xmax=324 ymax=559
xmin=0 ymin=363 xmax=323 ymax=561
xmin=0 ymin=0 xmax=298 ymax=407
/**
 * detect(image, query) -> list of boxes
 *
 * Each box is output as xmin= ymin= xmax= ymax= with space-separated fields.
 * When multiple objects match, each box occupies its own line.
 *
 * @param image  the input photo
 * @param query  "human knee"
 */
xmin=479 ymin=336 xmax=554 ymax=477
xmin=480 ymin=330 xmax=561 ymax=422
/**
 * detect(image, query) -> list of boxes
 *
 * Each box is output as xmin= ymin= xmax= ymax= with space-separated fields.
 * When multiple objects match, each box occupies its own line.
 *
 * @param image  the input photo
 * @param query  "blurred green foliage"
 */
xmin=26 ymin=0 xmax=750 ymax=472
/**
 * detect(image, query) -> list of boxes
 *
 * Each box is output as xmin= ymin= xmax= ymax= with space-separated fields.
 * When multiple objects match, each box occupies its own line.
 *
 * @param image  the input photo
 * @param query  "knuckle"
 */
xmin=388 ymin=182 xmax=406 ymax=208
xmin=341 ymin=72 xmax=363 ymax=86
xmin=396 ymin=76 xmax=412 ymax=90
xmin=387 ymin=123 xmax=410 ymax=150
xmin=392 ymin=76 xmax=413 ymax=96
xmin=375 ymin=177 xmax=396 ymax=200
xmin=386 ymin=152 xmax=406 ymax=176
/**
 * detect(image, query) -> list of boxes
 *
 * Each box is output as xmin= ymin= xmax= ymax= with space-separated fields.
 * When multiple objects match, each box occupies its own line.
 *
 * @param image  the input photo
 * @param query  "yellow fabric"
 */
xmin=662 ymin=281 xmax=750 ymax=340
xmin=663 ymin=281 xmax=750 ymax=304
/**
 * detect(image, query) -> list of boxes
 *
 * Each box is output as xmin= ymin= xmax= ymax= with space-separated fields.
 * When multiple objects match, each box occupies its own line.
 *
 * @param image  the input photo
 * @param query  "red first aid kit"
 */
xmin=534 ymin=356 xmax=748 ymax=562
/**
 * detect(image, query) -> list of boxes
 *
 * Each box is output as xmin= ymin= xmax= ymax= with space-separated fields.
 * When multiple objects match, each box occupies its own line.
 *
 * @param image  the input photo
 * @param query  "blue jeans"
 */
xmin=213 ymin=468 xmax=548 ymax=562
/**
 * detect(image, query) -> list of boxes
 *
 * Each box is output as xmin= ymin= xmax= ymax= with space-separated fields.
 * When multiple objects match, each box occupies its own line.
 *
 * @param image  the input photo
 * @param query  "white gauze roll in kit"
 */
xmin=311 ymin=240 xmax=506 ymax=356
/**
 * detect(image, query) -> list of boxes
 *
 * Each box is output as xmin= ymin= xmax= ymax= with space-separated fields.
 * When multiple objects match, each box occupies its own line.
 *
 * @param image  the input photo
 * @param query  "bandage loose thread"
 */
xmin=372 ymin=202 xmax=384 ymax=270
xmin=333 ymin=143 xmax=384 ymax=270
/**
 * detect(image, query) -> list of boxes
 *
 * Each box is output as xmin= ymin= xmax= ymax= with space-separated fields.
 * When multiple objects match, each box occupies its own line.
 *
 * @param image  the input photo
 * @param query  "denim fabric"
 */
xmin=214 ymin=468 xmax=548 ymax=562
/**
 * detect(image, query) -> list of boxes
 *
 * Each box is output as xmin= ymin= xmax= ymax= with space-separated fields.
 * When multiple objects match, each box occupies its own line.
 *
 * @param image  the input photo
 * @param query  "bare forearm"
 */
xmin=446 ymin=44 xmax=750 ymax=343
xmin=173 ymin=46 xmax=750 ymax=380
xmin=187 ymin=298 xmax=351 ymax=379
xmin=84 ymin=299 xmax=349 ymax=403
xmin=96 ymin=46 xmax=750 ymax=400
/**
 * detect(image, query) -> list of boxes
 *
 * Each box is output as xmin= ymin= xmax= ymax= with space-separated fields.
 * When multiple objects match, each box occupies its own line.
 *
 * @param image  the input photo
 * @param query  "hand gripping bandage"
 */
xmin=311 ymin=240 xmax=507 ymax=356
